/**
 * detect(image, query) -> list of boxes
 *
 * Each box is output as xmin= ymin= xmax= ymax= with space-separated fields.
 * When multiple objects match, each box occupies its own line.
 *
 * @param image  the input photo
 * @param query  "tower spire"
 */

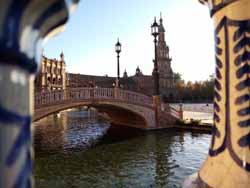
xmin=60 ymin=51 xmax=64 ymax=61
xmin=123 ymin=69 xmax=128 ymax=78
xmin=158 ymin=13 xmax=165 ymax=32
xmin=160 ymin=12 xmax=163 ymax=24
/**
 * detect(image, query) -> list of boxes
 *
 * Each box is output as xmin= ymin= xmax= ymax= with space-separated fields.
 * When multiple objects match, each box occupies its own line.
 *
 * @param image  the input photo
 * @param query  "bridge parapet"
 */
xmin=35 ymin=87 xmax=181 ymax=121
xmin=35 ymin=90 xmax=65 ymax=106
xmin=167 ymin=105 xmax=182 ymax=120
xmin=35 ymin=88 xmax=153 ymax=108
xmin=156 ymin=103 xmax=182 ymax=119
xmin=116 ymin=89 xmax=152 ymax=106
xmin=34 ymin=88 xmax=181 ymax=126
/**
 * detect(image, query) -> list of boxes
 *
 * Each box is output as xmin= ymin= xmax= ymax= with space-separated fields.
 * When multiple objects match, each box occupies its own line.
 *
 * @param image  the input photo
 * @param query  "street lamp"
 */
xmin=115 ymin=38 xmax=122 ymax=88
xmin=151 ymin=17 xmax=160 ymax=95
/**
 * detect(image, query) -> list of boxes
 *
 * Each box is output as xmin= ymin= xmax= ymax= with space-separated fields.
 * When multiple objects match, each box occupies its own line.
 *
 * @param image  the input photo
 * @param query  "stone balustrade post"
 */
xmin=114 ymin=86 xmax=120 ymax=99
xmin=183 ymin=1 xmax=250 ymax=188
xmin=0 ymin=1 xmax=79 ymax=188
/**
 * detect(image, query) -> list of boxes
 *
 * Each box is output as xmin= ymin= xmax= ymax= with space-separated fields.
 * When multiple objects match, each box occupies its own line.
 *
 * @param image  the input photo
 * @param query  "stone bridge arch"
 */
xmin=34 ymin=100 xmax=156 ymax=129
xmin=34 ymin=88 xmax=180 ymax=129
xmin=33 ymin=88 xmax=174 ymax=129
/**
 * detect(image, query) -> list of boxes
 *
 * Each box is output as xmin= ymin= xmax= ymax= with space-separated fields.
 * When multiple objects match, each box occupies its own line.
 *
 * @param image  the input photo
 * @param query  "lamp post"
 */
xmin=151 ymin=17 xmax=160 ymax=128
xmin=115 ymin=39 xmax=121 ymax=88
xmin=151 ymin=17 xmax=160 ymax=95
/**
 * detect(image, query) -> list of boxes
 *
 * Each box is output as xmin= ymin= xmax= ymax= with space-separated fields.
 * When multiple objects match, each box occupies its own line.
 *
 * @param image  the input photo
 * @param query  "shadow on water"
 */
xmin=99 ymin=123 xmax=146 ymax=144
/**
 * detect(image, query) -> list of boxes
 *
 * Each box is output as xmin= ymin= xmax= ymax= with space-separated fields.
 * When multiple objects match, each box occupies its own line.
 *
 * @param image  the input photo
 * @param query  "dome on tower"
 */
xmin=135 ymin=66 xmax=143 ymax=76
xmin=123 ymin=69 xmax=128 ymax=78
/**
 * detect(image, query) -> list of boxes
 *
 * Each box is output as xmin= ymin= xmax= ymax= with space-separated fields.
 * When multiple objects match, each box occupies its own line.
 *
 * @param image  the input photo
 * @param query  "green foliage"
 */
xmin=171 ymin=74 xmax=214 ymax=102
xmin=173 ymin=72 xmax=182 ymax=81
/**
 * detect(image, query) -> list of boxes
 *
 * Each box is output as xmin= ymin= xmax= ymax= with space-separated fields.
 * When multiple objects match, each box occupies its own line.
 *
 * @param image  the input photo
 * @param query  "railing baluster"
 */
xmin=35 ymin=88 xmax=154 ymax=108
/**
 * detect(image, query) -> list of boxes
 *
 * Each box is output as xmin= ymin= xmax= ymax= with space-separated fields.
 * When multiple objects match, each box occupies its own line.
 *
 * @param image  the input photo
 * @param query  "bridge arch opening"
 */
xmin=89 ymin=103 xmax=148 ymax=129
xmin=34 ymin=102 xmax=149 ymax=129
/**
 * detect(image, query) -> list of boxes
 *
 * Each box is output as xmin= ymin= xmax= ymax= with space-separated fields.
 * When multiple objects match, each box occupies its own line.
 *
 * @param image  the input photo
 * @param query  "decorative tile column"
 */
xmin=183 ymin=0 xmax=250 ymax=187
xmin=0 ymin=1 xmax=79 ymax=188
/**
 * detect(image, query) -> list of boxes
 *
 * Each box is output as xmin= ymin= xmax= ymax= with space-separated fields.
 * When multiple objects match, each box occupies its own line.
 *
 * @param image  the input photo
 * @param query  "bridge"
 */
xmin=34 ymin=87 xmax=181 ymax=129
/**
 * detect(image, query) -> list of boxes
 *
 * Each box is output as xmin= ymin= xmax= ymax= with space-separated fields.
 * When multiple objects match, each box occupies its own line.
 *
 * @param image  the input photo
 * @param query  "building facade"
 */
xmin=127 ymin=15 xmax=176 ymax=97
xmin=35 ymin=52 xmax=67 ymax=91
xmin=35 ymin=16 xmax=177 ymax=100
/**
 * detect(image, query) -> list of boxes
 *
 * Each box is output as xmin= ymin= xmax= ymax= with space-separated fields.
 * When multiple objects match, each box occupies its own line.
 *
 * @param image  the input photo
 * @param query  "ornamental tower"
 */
xmin=157 ymin=14 xmax=174 ymax=87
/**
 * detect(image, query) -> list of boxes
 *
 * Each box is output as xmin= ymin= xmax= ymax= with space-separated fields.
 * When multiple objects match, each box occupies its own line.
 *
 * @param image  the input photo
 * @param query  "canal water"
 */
xmin=34 ymin=108 xmax=211 ymax=188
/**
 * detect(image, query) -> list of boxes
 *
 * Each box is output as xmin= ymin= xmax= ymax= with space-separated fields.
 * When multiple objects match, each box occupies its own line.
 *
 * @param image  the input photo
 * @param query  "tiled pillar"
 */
xmin=0 ymin=1 xmax=79 ymax=188
xmin=183 ymin=0 xmax=250 ymax=187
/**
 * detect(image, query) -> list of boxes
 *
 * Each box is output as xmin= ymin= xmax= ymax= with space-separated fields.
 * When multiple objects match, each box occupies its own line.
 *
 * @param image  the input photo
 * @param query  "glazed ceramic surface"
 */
xmin=197 ymin=0 xmax=250 ymax=187
xmin=0 ymin=1 xmax=79 ymax=188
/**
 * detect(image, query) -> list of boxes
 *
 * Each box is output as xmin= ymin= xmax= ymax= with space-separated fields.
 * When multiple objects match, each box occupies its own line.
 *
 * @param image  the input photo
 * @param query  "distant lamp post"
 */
xmin=151 ymin=17 xmax=160 ymax=95
xmin=115 ymin=39 xmax=122 ymax=88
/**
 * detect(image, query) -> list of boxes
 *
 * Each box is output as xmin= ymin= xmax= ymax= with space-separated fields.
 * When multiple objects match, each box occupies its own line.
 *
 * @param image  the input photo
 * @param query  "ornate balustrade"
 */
xmin=168 ymin=105 xmax=181 ymax=119
xmin=35 ymin=90 xmax=65 ymax=106
xmin=170 ymin=108 xmax=182 ymax=119
xmin=160 ymin=103 xmax=182 ymax=119
xmin=34 ymin=88 xmax=182 ymax=121
xmin=35 ymin=87 xmax=153 ymax=108
xmin=116 ymin=89 xmax=152 ymax=106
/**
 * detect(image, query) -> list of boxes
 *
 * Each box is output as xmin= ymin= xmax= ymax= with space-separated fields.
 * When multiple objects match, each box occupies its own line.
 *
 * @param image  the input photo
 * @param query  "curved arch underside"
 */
xmin=33 ymin=101 xmax=156 ymax=129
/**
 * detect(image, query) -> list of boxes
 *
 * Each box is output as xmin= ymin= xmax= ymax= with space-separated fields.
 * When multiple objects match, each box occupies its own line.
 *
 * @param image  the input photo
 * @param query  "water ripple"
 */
xmin=34 ymin=109 xmax=211 ymax=188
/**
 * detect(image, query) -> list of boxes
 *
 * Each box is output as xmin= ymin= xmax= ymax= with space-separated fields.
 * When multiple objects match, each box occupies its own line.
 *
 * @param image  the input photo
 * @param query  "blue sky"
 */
xmin=44 ymin=0 xmax=215 ymax=82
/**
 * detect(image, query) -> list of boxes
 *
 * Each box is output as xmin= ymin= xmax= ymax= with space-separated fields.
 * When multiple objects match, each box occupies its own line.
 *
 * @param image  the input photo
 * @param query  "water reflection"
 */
xmin=34 ymin=109 xmax=110 ymax=155
xmin=34 ymin=109 xmax=211 ymax=188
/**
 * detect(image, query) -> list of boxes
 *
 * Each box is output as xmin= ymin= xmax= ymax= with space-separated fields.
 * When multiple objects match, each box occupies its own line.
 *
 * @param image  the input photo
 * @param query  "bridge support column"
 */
xmin=183 ymin=1 xmax=250 ymax=188
xmin=153 ymin=95 xmax=161 ymax=127
xmin=0 ymin=1 xmax=78 ymax=187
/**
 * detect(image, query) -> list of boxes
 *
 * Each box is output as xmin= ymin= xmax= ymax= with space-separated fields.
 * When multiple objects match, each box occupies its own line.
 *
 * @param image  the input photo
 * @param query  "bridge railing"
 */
xmin=35 ymin=90 xmax=65 ymax=106
xmin=35 ymin=88 xmax=153 ymax=108
xmin=35 ymin=88 xmax=182 ymax=118
xmin=117 ymin=89 xmax=152 ymax=106
xmin=35 ymin=88 xmax=182 ymax=120
xmin=161 ymin=103 xmax=182 ymax=119
xmin=169 ymin=106 xmax=182 ymax=119
xmin=67 ymin=88 xmax=115 ymax=100
xmin=94 ymin=88 xmax=114 ymax=99
xmin=67 ymin=88 xmax=91 ymax=100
